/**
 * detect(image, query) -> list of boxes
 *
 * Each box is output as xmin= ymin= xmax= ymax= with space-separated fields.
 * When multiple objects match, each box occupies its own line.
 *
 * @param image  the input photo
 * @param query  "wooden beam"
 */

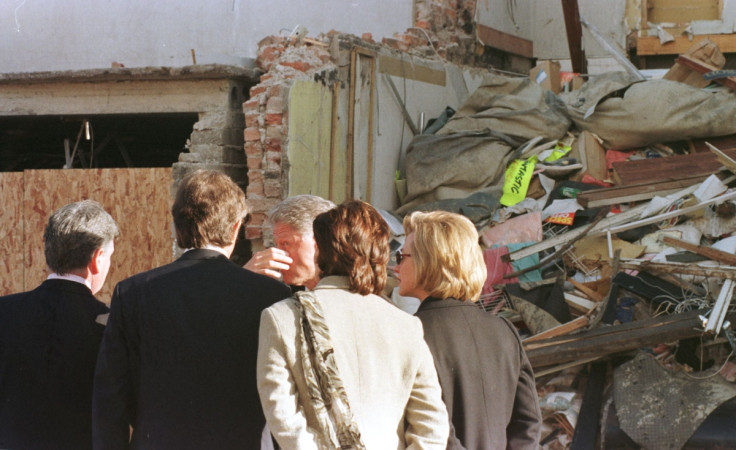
xmin=661 ymin=235 xmax=736 ymax=266
xmin=576 ymin=174 xmax=716 ymax=208
xmin=619 ymin=260 xmax=736 ymax=280
xmin=524 ymin=309 xmax=706 ymax=368
xmin=637 ymin=35 xmax=736 ymax=56
xmin=560 ymin=0 xmax=587 ymax=74
xmin=476 ymin=24 xmax=533 ymax=58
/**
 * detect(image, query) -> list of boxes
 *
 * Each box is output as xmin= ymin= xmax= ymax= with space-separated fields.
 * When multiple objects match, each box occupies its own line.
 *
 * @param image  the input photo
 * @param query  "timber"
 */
xmin=524 ymin=309 xmax=707 ymax=368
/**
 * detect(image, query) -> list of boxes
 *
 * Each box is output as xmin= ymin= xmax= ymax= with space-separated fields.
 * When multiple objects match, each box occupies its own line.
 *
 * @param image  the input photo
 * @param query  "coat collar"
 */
xmin=178 ymin=248 xmax=231 ymax=262
xmin=313 ymin=275 xmax=351 ymax=291
xmin=416 ymin=296 xmax=474 ymax=313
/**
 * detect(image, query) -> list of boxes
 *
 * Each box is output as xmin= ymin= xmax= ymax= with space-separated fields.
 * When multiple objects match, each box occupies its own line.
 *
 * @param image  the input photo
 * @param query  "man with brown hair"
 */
xmin=92 ymin=170 xmax=291 ymax=450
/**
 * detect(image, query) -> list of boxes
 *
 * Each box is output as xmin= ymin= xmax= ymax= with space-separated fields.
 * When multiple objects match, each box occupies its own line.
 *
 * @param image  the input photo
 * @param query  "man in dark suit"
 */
xmin=0 ymin=200 xmax=120 ymax=450
xmin=92 ymin=170 xmax=291 ymax=450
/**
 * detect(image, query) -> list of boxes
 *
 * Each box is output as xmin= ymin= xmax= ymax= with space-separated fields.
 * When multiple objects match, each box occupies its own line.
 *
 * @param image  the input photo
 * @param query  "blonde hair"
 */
xmin=402 ymin=211 xmax=487 ymax=301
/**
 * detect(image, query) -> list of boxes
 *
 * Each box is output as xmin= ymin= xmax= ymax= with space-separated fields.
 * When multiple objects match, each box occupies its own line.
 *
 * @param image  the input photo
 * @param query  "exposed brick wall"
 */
xmin=384 ymin=0 xmax=478 ymax=65
xmin=243 ymin=36 xmax=333 ymax=250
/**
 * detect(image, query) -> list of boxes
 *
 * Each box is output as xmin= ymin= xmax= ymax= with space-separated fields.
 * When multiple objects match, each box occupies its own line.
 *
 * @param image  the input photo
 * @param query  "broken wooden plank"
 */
xmin=606 ymin=190 xmax=736 ymax=235
xmin=636 ymin=35 xmax=736 ymax=56
xmin=661 ymin=235 xmax=736 ymax=266
xmin=524 ymin=309 xmax=706 ymax=368
xmin=611 ymin=149 xmax=736 ymax=186
xmin=619 ymin=260 xmax=736 ymax=279
xmin=565 ymin=293 xmax=597 ymax=314
xmin=577 ymin=131 xmax=606 ymax=181
xmin=576 ymin=173 xmax=717 ymax=208
xmin=705 ymin=141 xmax=736 ymax=174
xmin=663 ymin=38 xmax=726 ymax=89
xmin=675 ymin=54 xmax=736 ymax=91
xmin=568 ymin=279 xmax=604 ymax=302
xmin=523 ymin=315 xmax=590 ymax=344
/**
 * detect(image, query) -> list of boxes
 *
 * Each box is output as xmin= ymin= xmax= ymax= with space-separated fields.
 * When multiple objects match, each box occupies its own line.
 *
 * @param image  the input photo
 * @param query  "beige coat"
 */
xmin=257 ymin=276 xmax=449 ymax=449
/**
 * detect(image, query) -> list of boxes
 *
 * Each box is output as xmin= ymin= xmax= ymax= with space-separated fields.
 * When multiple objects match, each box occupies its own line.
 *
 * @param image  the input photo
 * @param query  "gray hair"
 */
xmin=268 ymin=195 xmax=335 ymax=236
xmin=43 ymin=200 xmax=120 ymax=274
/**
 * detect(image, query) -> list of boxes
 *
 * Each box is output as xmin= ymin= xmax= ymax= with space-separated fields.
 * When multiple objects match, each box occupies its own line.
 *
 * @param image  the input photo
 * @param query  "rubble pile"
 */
xmin=393 ymin=40 xmax=736 ymax=449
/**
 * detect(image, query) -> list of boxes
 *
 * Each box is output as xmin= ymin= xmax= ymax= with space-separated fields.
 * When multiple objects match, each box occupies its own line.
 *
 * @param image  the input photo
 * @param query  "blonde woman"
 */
xmin=395 ymin=211 xmax=541 ymax=450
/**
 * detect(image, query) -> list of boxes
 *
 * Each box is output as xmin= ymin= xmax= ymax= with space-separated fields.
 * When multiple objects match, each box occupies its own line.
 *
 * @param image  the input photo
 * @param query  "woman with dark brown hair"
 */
xmin=257 ymin=200 xmax=449 ymax=449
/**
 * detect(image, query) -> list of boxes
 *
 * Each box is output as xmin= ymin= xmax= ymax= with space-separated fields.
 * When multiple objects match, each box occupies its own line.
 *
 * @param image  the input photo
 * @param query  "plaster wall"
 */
xmin=285 ymin=52 xmax=486 ymax=212
xmin=0 ymin=0 xmax=412 ymax=73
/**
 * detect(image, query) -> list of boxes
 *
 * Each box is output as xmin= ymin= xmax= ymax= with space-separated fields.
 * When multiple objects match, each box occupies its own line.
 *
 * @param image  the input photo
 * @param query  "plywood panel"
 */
xmin=23 ymin=168 xmax=173 ymax=304
xmin=647 ymin=0 xmax=720 ymax=23
xmin=0 ymin=172 xmax=24 ymax=295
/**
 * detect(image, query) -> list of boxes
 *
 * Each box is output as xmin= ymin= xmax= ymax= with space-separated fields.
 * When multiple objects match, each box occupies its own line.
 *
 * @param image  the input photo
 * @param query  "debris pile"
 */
xmin=393 ymin=39 xmax=736 ymax=448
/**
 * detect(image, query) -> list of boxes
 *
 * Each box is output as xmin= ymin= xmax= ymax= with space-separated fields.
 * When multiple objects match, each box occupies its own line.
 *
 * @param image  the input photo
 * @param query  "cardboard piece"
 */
xmin=530 ymin=60 xmax=561 ymax=94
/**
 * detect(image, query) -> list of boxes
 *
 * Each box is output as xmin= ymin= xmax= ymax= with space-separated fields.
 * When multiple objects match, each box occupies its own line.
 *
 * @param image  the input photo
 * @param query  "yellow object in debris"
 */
xmin=544 ymin=143 xmax=572 ymax=163
xmin=500 ymin=155 xmax=538 ymax=206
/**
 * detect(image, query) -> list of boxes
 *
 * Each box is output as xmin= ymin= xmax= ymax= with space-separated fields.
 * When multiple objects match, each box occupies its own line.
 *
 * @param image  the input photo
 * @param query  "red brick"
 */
xmin=244 ymin=141 xmax=262 ymax=157
xmin=245 ymin=111 xmax=261 ymax=128
xmin=281 ymin=60 xmax=311 ymax=72
xmin=265 ymin=113 xmax=282 ymax=126
xmin=264 ymin=179 xmax=282 ymax=198
xmin=247 ymin=170 xmax=264 ymax=186
xmin=246 ymin=182 xmax=264 ymax=197
xmin=264 ymin=137 xmax=281 ymax=153
xmin=250 ymin=84 xmax=267 ymax=97
xmin=244 ymin=96 xmax=262 ymax=110
xmin=361 ymin=33 xmax=374 ymax=42
xmin=265 ymin=151 xmax=281 ymax=171
xmin=246 ymin=212 xmax=266 ymax=227
xmin=266 ymin=96 xmax=284 ymax=114
xmin=265 ymin=125 xmax=283 ymax=140
xmin=245 ymin=225 xmax=263 ymax=240
xmin=415 ymin=19 xmax=431 ymax=30
xmin=247 ymin=156 xmax=262 ymax=170
xmin=267 ymin=84 xmax=284 ymax=98
xmin=244 ymin=127 xmax=261 ymax=142
xmin=260 ymin=73 xmax=273 ymax=83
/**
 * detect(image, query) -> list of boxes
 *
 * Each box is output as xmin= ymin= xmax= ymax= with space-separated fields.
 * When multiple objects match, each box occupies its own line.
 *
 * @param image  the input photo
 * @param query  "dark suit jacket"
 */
xmin=415 ymin=297 xmax=541 ymax=450
xmin=0 ymin=279 xmax=109 ymax=450
xmin=92 ymin=249 xmax=291 ymax=450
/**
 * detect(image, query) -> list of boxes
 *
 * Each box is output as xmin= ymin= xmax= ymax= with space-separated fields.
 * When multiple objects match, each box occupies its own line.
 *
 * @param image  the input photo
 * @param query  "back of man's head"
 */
xmin=173 ymin=170 xmax=247 ymax=249
xmin=268 ymin=194 xmax=335 ymax=236
xmin=44 ymin=200 xmax=119 ymax=275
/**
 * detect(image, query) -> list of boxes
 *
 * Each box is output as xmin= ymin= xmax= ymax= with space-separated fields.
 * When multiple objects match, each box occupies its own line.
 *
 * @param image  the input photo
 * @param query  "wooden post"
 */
xmin=561 ymin=0 xmax=587 ymax=74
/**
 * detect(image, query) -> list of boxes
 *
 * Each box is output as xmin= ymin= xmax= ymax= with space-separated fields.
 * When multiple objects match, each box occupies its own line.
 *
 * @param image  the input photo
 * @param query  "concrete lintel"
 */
xmin=0 ymin=64 xmax=260 ymax=86
xmin=0 ymin=78 xmax=234 ymax=116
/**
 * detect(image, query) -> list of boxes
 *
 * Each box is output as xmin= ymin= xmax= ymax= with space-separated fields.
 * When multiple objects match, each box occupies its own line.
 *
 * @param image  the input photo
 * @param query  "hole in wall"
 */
xmin=0 ymin=113 xmax=198 ymax=171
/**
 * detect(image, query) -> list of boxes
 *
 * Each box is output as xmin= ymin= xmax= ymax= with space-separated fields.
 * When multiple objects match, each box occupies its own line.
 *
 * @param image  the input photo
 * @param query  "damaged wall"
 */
xmin=243 ymin=34 xmax=487 ymax=250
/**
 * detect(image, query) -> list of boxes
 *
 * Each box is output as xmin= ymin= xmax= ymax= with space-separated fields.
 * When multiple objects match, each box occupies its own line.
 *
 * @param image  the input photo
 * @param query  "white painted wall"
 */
xmin=0 ymin=0 xmax=413 ymax=73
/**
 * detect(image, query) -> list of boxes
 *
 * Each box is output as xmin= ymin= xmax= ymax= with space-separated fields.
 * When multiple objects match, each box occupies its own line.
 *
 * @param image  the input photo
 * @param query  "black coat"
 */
xmin=415 ymin=297 xmax=541 ymax=450
xmin=92 ymin=249 xmax=291 ymax=450
xmin=0 ymin=279 xmax=109 ymax=450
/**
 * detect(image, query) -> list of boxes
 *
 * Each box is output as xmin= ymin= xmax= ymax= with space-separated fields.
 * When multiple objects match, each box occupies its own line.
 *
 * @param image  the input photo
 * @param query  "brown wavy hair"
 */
xmin=313 ymin=200 xmax=390 ymax=296
xmin=172 ymin=170 xmax=247 ymax=249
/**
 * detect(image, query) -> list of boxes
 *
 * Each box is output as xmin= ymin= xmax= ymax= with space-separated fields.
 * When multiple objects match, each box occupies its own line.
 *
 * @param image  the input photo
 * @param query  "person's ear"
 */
xmin=88 ymin=247 xmax=105 ymax=275
xmin=231 ymin=219 xmax=243 ymax=243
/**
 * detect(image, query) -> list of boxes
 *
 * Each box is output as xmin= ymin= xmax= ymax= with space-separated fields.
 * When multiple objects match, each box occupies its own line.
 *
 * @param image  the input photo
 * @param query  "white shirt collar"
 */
xmin=184 ymin=244 xmax=229 ymax=258
xmin=47 ymin=273 xmax=91 ymax=290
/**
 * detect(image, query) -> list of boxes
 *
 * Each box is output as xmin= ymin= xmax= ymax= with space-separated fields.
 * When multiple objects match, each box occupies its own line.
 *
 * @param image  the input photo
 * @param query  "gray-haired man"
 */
xmin=0 ymin=200 xmax=119 ymax=450
xmin=245 ymin=194 xmax=335 ymax=291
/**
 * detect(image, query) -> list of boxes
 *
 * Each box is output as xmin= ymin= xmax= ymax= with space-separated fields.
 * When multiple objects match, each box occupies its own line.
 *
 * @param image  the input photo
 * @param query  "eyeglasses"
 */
xmin=395 ymin=250 xmax=412 ymax=265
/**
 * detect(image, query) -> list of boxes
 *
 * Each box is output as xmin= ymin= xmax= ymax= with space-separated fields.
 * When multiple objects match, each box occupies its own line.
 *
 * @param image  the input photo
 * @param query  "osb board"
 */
xmin=23 ymin=168 xmax=173 ymax=304
xmin=0 ymin=172 xmax=24 ymax=296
